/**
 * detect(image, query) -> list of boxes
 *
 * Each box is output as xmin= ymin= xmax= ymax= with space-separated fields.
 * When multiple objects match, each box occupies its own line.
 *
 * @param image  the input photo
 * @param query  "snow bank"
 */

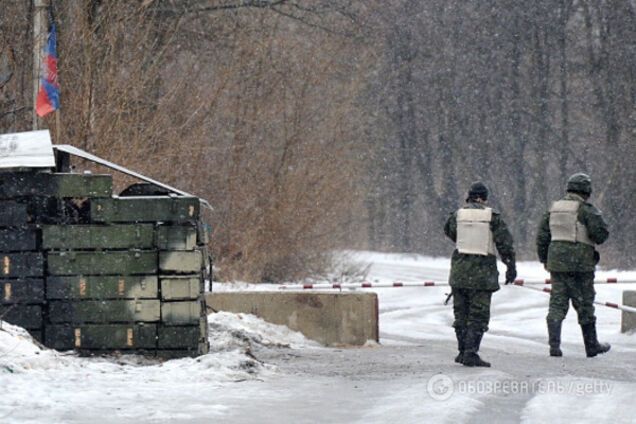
xmin=0 ymin=311 xmax=314 ymax=381
xmin=0 ymin=321 xmax=75 ymax=373
xmin=0 ymin=313 xmax=315 ymax=423
xmin=208 ymin=311 xmax=319 ymax=350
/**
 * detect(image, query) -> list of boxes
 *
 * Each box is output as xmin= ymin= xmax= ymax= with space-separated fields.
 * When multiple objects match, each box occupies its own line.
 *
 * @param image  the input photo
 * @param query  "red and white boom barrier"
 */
xmin=278 ymin=277 xmax=636 ymax=291
xmin=514 ymin=277 xmax=636 ymax=285
xmin=278 ymin=281 xmax=446 ymax=290
xmin=277 ymin=278 xmax=636 ymax=314
xmin=511 ymin=280 xmax=636 ymax=314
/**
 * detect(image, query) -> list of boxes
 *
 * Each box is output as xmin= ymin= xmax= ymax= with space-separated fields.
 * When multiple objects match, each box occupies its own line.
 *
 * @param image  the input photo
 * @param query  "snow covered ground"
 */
xmin=1 ymin=251 xmax=635 ymax=423
xmin=0 ymin=313 xmax=316 ymax=423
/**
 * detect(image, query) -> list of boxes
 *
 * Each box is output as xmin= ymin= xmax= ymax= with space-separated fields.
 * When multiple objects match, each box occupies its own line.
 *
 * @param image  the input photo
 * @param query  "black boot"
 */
xmin=581 ymin=323 xmax=611 ymax=358
xmin=547 ymin=320 xmax=563 ymax=357
xmin=454 ymin=327 xmax=465 ymax=364
xmin=462 ymin=328 xmax=491 ymax=367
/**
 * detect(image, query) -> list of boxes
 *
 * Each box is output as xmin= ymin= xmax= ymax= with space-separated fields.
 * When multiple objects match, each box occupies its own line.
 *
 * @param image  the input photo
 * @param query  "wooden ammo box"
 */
xmin=47 ymin=251 xmax=157 ymax=275
xmin=47 ymin=275 xmax=158 ymax=300
xmin=161 ymin=300 xmax=205 ymax=326
xmin=0 ymin=252 xmax=44 ymax=277
xmin=0 ymin=279 xmax=44 ymax=304
xmin=45 ymin=324 xmax=157 ymax=350
xmin=156 ymin=225 xmax=198 ymax=250
xmin=49 ymin=300 xmax=161 ymax=323
xmin=0 ymin=201 xmax=30 ymax=227
xmin=0 ymin=197 xmax=66 ymax=225
xmin=160 ymin=276 xmax=202 ymax=301
xmin=0 ymin=304 xmax=43 ymax=329
xmin=159 ymin=250 xmax=203 ymax=274
xmin=158 ymin=320 xmax=208 ymax=350
xmin=0 ymin=228 xmax=39 ymax=251
xmin=157 ymin=317 xmax=209 ymax=357
xmin=90 ymin=196 xmax=200 ymax=223
xmin=0 ymin=172 xmax=112 ymax=199
xmin=42 ymin=224 xmax=155 ymax=250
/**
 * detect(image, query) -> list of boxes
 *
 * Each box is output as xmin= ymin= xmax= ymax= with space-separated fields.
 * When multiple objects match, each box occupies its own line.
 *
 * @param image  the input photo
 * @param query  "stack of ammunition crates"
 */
xmin=0 ymin=172 xmax=108 ymax=342
xmin=0 ymin=192 xmax=46 ymax=341
xmin=0 ymin=171 xmax=209 ymax=358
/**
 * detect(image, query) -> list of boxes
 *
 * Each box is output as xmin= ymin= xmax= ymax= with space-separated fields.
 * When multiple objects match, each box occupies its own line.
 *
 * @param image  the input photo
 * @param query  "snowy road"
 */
xmin=229 ymin=341 xmax=636 ymax=424
xmin=214 ymin=253 xmax=636 ymax=424
xmin=1 ymin=251 xmax=636 ymax=423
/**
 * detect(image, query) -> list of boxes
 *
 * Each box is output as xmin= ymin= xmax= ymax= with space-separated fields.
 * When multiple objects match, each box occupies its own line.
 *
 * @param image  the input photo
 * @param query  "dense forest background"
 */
xmin=1 ymin=0 xmax=634 ymax=281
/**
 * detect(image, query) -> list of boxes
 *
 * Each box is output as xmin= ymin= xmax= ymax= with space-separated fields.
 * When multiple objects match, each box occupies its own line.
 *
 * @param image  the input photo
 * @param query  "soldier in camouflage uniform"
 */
xmin=444 ymin=182 xmax=516 ymax=367
xmin=536 ymin=173 xmax=610 ymax=358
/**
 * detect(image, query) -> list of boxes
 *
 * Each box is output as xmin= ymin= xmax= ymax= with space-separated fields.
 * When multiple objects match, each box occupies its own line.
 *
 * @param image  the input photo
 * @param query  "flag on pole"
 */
xmin=35 ymin=9 xmax=60 ymax=117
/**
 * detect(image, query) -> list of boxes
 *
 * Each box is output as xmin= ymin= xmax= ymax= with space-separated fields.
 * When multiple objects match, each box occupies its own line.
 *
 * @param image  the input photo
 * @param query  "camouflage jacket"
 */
xmin=536 ymin=192 xmax=609 ymax=272
xmin=444 ymin=201 xmax=516 ymax=291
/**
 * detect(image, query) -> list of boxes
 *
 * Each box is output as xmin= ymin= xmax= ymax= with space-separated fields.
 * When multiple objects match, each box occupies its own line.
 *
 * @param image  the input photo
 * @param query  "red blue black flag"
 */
xmin=35 ymin=7 xmax=60 ymax=117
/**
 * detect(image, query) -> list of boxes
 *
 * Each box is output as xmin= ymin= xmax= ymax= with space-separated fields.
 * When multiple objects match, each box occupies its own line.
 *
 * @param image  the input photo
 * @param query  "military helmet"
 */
xmin=467 ymin=181 xmax=489 ymax=201
xmin=566 ymin=173 xmax=592 ymax=195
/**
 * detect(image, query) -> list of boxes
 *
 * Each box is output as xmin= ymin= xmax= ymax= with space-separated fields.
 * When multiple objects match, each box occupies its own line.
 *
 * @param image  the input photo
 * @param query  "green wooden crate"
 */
xmin=91 ymin=196 xmax=200 ymax=223
xmin=48 ymin=299 xmax=161 ymax=323
xmin=158 ymin=318 xmax=208 ymax=353
xmin=47 ymin=275 xmax=158 ymax=300
xmin=160 ymin=276 xmax=201 ymax=300
xmin=0 ymin=279 xmax=44 ymax=304
xmin=0 ymin=228 xmax=39 ymax=252
xmin=161 ymin=300 xmax=204 ymax=326
xmin=47 ymin=251 xmax=157 ymax=275
xmin=0 ymin=304 xmax=42 ymax=329
xmin=42 ymin=224 xmax=154 ymax=250
xmin=0 ymin=173 xmax=112 ymax=198
xmin=0 ymin=201 xmax=29 ymax=226
xmin=45 ymin=324 xmax=157 ymax=350
xmin=159 ymin=250 xmax=203 ymax=274
xmin=157 ymin=325 xmax=201 ymax=349
xmin=155 ymin=225 xmax=197 ymax=250
xmin=0 ymin=252 xmax=44 ymax=277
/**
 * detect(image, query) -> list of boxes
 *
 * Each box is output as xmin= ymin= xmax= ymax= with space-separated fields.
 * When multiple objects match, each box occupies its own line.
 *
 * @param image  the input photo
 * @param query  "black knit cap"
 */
xmin=467 ymin=181 xmax=489 ymax=201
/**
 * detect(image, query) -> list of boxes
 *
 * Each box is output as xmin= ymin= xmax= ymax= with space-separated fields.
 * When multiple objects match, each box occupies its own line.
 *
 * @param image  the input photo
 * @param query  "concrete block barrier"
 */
xmin=205 ymin=291 xmax=379 ymax=346
xmin=621 ymin=291 xmax=636 ymax=333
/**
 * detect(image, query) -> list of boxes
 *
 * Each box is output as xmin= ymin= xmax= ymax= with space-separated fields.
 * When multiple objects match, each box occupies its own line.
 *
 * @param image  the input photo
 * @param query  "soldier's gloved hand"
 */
xmin=505 ymin=266 xmax=517 ymax=285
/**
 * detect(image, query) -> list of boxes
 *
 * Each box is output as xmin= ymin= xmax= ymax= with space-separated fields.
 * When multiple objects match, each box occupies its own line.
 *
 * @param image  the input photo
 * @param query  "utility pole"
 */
xmin=32 ymin=0 xmax=49 ymax=131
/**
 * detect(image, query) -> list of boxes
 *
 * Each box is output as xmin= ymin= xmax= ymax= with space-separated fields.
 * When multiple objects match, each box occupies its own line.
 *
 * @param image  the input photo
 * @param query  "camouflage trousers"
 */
xmin=452 ymin=288 xmax=492 ymax=332
xmin=546 ymin=272 xmax=596 ymax=325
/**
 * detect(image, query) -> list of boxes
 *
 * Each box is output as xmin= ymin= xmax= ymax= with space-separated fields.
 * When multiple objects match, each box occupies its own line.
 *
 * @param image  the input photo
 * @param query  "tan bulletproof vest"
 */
xmin=456 ymin=208 xmax=496 ymax=256
xmin=549 ymin=200 xmax=594 ymax=245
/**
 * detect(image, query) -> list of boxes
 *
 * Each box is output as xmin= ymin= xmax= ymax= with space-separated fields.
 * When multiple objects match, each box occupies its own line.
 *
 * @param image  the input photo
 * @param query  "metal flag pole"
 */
xmin=32 ymin=0 xmax=50 ymax=130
